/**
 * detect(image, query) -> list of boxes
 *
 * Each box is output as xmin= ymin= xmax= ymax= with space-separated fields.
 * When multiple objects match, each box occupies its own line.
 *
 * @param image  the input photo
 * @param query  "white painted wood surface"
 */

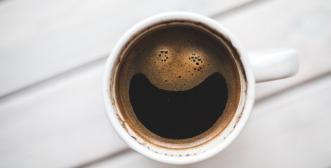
xmin=0 ymin=64 xmax=128 ymax=168
xmin=0 ymin=0 xmax=330 ymax=167
xmin=0 ymin=0 xmax=252 ymax=96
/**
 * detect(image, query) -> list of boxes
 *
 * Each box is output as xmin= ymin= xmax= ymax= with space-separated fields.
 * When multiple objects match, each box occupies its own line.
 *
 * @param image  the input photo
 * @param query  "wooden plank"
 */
xmin=214 ymin=0 xmax=331 ymax=99
xmin=87 ymin=152 xmax=180 ymax=168
xmin=0 ymin=64 xmax=127 ymax=168
xmin=0 ymin=0 xmax=252 ymax=96
xmin=89 ymin=70 xmax=331 ymax=168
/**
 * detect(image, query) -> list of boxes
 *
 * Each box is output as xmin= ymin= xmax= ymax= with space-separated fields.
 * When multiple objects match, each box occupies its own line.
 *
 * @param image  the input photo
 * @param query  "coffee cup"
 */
xmin=104 ymin=12 xmax=298 ymax=164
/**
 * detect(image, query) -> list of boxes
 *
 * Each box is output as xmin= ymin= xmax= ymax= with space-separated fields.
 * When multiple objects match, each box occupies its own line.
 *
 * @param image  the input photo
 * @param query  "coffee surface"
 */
xmin=129 ymin=73 xmax=228 ymax=139
xmin=114 ymin=22 xmax=242 ymax=147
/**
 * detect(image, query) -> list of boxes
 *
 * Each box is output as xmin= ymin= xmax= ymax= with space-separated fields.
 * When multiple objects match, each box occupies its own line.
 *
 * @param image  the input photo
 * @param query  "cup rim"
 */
xmin=104 ymin=11 xmax=255 ymax=164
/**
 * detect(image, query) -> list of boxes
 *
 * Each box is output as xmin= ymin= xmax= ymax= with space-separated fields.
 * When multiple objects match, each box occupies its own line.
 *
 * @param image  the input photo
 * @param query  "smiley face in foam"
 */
xmin=136 ymin=41 xmax=220 ymax=91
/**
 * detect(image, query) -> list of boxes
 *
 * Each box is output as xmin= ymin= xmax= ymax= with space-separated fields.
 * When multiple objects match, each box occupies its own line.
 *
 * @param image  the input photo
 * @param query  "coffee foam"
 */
xmin=127 ymin=24 xmax=231 ymax=91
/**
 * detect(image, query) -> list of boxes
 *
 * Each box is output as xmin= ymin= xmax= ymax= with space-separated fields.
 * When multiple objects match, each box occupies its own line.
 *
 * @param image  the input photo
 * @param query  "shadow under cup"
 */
xmin=111 ymin=20 xmax=247 ymax=151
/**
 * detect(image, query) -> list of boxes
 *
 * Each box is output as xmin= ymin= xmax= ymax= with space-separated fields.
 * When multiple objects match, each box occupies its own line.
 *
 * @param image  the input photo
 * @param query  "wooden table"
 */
xmin=0 ymin=0 xmax=331 ymax=167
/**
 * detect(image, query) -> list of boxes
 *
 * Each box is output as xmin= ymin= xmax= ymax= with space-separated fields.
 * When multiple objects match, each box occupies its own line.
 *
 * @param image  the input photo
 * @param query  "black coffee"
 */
xmin=129 ymin=73 xmax=228 ymax=139
xmin=114 ymin=22 xmax=243 ymax=146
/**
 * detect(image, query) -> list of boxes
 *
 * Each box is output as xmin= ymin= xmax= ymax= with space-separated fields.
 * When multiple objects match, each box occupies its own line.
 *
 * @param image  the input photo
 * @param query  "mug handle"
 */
xmin=248 ymin=49 xmax=299 ymax=83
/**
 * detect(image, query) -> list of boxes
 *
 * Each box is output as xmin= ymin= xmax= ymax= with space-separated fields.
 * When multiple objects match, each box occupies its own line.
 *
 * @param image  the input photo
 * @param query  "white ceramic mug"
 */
xmin=104 ymin=12 xmax=298 ymax=164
